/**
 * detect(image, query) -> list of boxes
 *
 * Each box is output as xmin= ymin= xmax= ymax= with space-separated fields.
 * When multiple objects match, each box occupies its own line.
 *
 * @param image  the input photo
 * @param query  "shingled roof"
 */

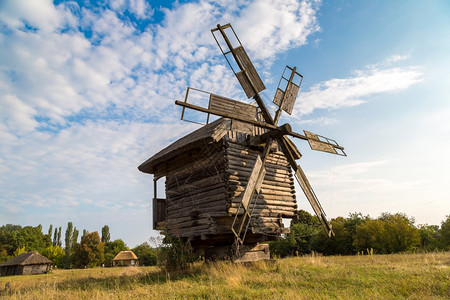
xmin=0 ymin=252 xmax=52 ymax=267
xmin=138 ymin=118 xmax=231 ymax=174
xmin=113 ymin=251 xmax=138 ymax=261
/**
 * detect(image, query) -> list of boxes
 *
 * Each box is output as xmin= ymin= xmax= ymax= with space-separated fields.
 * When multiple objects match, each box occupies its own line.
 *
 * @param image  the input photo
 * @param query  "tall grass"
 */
xmin=0 ymin=252 xmax=448 ymax=299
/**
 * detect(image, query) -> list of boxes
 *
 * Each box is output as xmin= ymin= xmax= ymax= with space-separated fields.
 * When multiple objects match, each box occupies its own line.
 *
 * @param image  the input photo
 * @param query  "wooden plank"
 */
xmin=230 ymin=120 xmax=254 ymax=135
xmin=166 ymin=173 xmax=225 ymax=195
xmin=235 ymin=199 xmax=297 ymax=207
xmin=282 ymin=82 xmax=299 ymax=115
xmin=274 ymin=82 xmax=300 ymax=115
xmin=241 ymin=155 xmax=264 ymax=210
xmin=209 ymin=94 xmax=258 ymax=123
xmin=234 ymin=46 xmax=266 ymax=96
xmin=273 ymin=89 xmax=284 ymax=109
xmin=236 ymin=71 xmax=255 ymax=98
xmin=304 ymin=131 xmax=338 ymax=154
xmin=308 ymin=140 xmax=337 ymax=154
xmin=228 ymin=179 xmax=294 ymax=190
xmin=229 ymin=207 xmax=296 ymax=217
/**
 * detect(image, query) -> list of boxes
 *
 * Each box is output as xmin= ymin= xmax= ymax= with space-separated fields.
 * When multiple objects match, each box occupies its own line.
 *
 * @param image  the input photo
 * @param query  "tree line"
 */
xmin=1 ymin=212 xmax=449 ymax=267
xmin=0 ymin=223 xmax=157 ymax=268
xmin=270 ymin=211 xmax=450 ymax=257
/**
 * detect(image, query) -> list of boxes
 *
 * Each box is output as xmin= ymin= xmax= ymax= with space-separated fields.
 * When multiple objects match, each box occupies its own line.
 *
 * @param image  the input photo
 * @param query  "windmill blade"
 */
xmin=304 ymin=131 xmax=346 ymax=156
xmin=294 ymin=165 xmax=334 ymax=237
xmin=273 ymin=66 xmax=303 ymax=117
xmin=276 ymin=136 xmax=335 ymax=237
xmin=177 ymin=87 xmax=263 ymax=125
xmin=211 ymin=24 xmax=266 ymax=99
xmin=211 ymin=24 xmax=275 ymax=125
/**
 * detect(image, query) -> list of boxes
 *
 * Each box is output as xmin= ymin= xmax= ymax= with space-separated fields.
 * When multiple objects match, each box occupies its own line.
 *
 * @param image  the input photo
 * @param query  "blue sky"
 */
xmin=0 ymin=0 xmax=449 ymax=248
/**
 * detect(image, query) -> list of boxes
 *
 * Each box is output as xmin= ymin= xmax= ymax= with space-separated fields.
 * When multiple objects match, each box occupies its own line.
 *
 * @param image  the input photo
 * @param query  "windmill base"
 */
xmin=204 ymin=243 xmax=270 ymax=262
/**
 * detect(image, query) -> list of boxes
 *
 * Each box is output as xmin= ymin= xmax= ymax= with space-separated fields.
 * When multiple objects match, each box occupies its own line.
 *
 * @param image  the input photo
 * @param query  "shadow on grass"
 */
xmin=1 ymin=265 xmax=206 ymax=296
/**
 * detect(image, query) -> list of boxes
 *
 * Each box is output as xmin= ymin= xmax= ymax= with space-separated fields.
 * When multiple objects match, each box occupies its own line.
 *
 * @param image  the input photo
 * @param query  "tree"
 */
xmin=103 ymin=239 xmax=128 ymax=266
xmin=291 ymin=209 xmax=320 ymax=227
xmin=42 ymin=245 xmax=65 ymax=267
xmin=311 ymin=217 xmax=353 ymax=255
xmin=418 ymin=224 xmax=440 ymax=251
xmin=0 ymin=224 xmax=23 ymax=257
xmin=441 ymin=215 xmax=450 ymax=250
xmin=73 ymin=231 xmax=104 ymax=268
xmin=13 ymin=246 xmax=26 ymax=256
xmin=72 ymin=228 xmax=79 ymax=251
xmin=47 ymin=224 xmax=53 ymax=240
xmin=65 ymin=222 xmax=73 ymax=254
xmin=53 ymin=228 xmax=58 ymax=246
xmin=101 ymin=225 xmax=110 ymax=243
xmin=0 ymin=225 xmax=49 ymax=255
xmin=0 ymin=247 xmax=8 ymax=264
xmin=270 ymin=210 xmax=321 ymax=257
xmin=353 ymin=219 xmax=386 ymax=253
xmin=353 ymin=213 xmax=420 ymax=254
xmin=57 ymin=227 xmax=62 ymax=247
xmin=132 ymin=242 xmax=157 ymax=266
xmin=380 ymin=213 xmax=420 ymax=252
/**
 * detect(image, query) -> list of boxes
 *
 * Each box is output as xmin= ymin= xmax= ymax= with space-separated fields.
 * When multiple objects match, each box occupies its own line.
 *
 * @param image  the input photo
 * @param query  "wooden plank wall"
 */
xmin=162 ymin=127 xmax=296 ymax=244
xmin=224 ymin=137 xmax=296 ymax=236
xmin=164 ymin=144 xmax=228 ymax=238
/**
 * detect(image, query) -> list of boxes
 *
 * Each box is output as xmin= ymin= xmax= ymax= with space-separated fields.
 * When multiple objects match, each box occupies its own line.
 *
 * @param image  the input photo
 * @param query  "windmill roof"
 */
xmin=113 ymin=251 xmax=138 ymax=261
xmin=138 ymin=118 xmax=231 ymax=174
xmin=0 ymin=252 xmax=52 ymax=267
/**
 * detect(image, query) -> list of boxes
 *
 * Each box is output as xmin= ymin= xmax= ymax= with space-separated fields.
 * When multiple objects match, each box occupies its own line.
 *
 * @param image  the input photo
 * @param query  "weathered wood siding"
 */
xmin=224 ymin=135 xmax=296 ymax=236
xmin=160 ymin=127 xmax=296 ymax=244
xmin=164 ymin=143 xmax=228 ymax=238
xmin=0 ymin=264 xmax=49 ymax=276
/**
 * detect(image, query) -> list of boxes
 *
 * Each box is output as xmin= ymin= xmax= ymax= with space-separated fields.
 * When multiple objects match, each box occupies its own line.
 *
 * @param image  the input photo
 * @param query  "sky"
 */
xmin=0 ymin=0 xmax=449 ymax=248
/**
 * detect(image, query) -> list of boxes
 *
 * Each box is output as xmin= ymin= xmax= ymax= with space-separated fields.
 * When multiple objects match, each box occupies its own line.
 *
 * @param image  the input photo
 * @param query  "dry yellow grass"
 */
xmin=0 ymin=252 xmax=448 ymax=299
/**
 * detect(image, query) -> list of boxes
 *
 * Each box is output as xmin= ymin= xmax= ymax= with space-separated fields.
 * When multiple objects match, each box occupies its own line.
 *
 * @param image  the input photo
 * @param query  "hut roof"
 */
xmin=0 ymin=252 xmax=52 ymax=267
xmin=138 ymin=118 xmax=231 ymax=174
xmin=113 ymin=251 xmax=138 ymax=261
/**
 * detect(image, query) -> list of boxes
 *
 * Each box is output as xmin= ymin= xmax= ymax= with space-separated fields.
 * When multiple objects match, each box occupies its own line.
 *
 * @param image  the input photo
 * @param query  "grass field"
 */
xmin=0 ymin=252 xmax=448 ymax=299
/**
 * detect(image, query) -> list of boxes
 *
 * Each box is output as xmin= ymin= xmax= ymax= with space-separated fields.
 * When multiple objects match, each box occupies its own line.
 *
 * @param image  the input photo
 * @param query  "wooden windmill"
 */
xmin=139 ymin=23 xmax=346 ymax=261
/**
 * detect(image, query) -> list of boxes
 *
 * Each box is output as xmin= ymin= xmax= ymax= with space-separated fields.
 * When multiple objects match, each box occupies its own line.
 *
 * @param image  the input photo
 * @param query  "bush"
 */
xmin=157 ymin=236 xmax=197 ymax=270
xmin=132 ymin=242 xmax=157 ymax=266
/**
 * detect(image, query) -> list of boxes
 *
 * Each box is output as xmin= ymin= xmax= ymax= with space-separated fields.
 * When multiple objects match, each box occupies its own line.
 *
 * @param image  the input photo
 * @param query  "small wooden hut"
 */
xmin=139 ymin=118 xmax=297 ymax=257
xmin=112 ymin=251 xmax=139 ymax=267
xmin=0 ymin=252 xmax=52 ymax=276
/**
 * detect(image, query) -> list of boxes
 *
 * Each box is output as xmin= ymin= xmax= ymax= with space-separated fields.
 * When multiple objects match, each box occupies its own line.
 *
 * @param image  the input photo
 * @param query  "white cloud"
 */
xmin=0 ymin=0 xmax=64 ymax=32
xmin=234 ymin=0 xmax=321 ymax=61
xmin=295 ymin=63 xmax=423 ymax=116
xmin=0 ymin=94 xmax=38 ymax=134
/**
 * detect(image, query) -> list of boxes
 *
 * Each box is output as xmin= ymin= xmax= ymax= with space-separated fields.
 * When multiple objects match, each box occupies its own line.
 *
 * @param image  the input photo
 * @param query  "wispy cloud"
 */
xmin=294 ymin=58 xmax=423 ymax=117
